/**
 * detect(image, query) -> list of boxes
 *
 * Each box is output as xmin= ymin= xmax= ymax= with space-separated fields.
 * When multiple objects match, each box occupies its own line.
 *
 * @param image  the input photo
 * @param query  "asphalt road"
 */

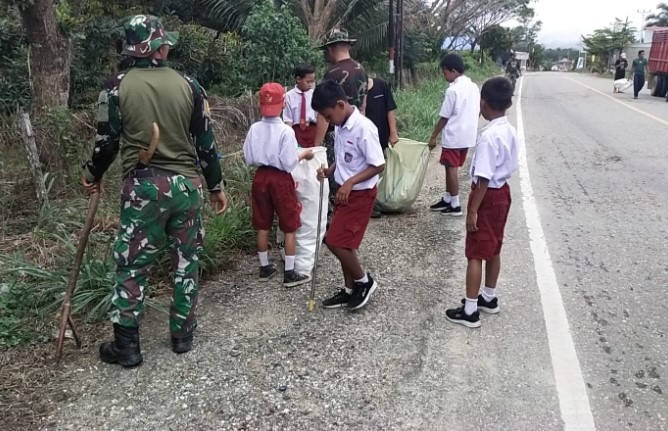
xmin=31 ymin=73 xmax=667 ymax=431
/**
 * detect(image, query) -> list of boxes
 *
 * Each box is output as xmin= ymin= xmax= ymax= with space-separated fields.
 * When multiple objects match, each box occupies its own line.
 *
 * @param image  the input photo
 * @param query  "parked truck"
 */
xmin=647 ymin=29 xmax=668 ymax=99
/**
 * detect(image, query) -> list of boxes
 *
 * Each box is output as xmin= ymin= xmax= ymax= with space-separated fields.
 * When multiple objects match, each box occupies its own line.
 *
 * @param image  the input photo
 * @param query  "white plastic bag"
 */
xmin=276 ymin=147 xmax=329 ymax=274
xmin=614 ymin=78 xmax=632 ymax=92
xmin=376 ymin=138 xmax=430 ymax=213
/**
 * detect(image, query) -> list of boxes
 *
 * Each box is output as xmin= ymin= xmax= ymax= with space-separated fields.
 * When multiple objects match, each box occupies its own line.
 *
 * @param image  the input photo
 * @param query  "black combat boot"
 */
xmin=99 ymin=324 xmax=143 ymax=368
xmin=171 ymin=330 xmax=194 ymax=354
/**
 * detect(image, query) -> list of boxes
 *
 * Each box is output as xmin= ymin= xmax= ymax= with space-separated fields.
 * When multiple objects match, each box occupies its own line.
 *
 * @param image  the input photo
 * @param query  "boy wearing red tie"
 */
xmin=283 ymin=65 xmax=318 ymax=148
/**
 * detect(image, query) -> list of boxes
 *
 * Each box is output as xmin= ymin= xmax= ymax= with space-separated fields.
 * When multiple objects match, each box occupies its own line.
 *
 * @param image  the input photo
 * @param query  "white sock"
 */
xmin=355 ymin=274 xmax=369 ymax=284
xmin=464 ymin=297 xmax=478 ymax=315
xmin=442 ymin=192 xmax=451 ymax=203
xmin=481 ymin=286 xmax=496 ymax=302
xmin=285 ymin=255 xmax=296 ymax=271
xmin=344 ymin=287 xmax=353 ymax=295
xmin=258 ymin=251 xmax=269 ymax=266
xmin=451 ymin=195 xmax=460 ymax=208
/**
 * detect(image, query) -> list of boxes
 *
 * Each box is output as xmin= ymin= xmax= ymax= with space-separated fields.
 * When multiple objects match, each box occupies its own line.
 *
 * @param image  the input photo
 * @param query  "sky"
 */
xmin=534 ymin=0 xmax=661 ymax=47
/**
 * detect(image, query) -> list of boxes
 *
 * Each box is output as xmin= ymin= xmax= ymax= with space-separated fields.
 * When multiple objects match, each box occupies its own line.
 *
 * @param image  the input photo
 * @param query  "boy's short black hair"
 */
xmin=294 ymin=64 xmax=315 ymax=78
xmin=440 ymin=53 xmax=465 ymax=74
xmin=481 ymin=77 xmax=514 ymax=111
xmin=312 ymin=80 xmax=347 ymax=111
xmin=638 ymin=50 xmax=645 ymax=55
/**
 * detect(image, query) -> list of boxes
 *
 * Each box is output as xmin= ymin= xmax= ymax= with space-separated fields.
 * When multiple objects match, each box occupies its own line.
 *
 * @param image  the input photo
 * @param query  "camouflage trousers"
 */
xmin=111 ymin=171 xmax=204 ymax=337
xmin=324 ymin=130 xmax=337 ymax=205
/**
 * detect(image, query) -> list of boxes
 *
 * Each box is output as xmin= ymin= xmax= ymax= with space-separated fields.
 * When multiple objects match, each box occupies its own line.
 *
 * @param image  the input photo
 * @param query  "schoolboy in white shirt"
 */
xmin=283 ymin=64 xmax=318 ymax=148
xmin=243 ymin=83 xmax=313 ymax=288
xmin=428 ymin=53 xmax=480 ymax=216
xmin=445 ymin=77 xmax=519 ymax=328
xmin=312 ymin=80 xmax=385 ymax=311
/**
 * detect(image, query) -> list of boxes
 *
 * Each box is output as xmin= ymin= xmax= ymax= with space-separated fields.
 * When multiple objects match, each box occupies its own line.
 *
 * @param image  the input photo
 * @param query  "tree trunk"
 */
xmin=20 ymin=0 xmax=72 ymax=115
xmin=19 ymin=0 xmax=72 ymax=173
xmin=18 ymin=110 xmax=49 ymax=208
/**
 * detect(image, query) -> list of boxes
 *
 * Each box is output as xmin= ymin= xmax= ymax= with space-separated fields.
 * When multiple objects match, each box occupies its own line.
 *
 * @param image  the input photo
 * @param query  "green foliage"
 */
xmin=0 ymin=15 xmax=30 ymax=110
xmin=480 ymin=25 xmax=513 ymax=63
xmin=581 ymin=18 xmax=637 ymax=70
xmin=240 ymin=0 xmax=317 ymax=90
xmin=646 ymin=2 xmax=668 ymax=27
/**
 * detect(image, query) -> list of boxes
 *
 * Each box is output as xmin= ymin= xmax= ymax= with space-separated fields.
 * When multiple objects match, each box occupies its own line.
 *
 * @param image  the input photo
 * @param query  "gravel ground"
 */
xmin=34 ymin=153 xmax=473 ymax=431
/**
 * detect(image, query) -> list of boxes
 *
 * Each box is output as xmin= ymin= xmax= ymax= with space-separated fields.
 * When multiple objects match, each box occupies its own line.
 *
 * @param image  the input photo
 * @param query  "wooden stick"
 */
xmin=56 ymin=191 xmax=100 ymax=362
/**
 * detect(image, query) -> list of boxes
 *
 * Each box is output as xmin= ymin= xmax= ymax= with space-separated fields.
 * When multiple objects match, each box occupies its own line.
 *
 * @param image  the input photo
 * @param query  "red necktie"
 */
xmin=300 ymin=92 xmax=307 ymax=130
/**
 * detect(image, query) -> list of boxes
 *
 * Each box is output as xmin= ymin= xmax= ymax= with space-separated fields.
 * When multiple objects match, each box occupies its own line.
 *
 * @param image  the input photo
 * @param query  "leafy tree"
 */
xmin=239 ymin=0 xmax=318 ymax=91
xmin=479 ymin=25 xmax=513 ymax=64
xmin=646 ymin=2 xmax=668 ymax=27
xmin=581 ymin=18 xmax=636 ymax=70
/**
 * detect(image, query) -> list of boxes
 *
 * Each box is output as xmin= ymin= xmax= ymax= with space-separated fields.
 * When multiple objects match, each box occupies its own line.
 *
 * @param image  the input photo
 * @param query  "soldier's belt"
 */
xmin=126 ymin=166 xmax=177 ymax=179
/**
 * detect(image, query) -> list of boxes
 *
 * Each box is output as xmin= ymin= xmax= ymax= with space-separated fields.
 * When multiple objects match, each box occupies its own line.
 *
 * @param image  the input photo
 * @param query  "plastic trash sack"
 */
xmin=614 ymin=78 xmax=632 ymax=92
xmin=276 ymin=147 xmax=329 ymax=275
xmin=375 ymin=138 xmax=430 ymax=213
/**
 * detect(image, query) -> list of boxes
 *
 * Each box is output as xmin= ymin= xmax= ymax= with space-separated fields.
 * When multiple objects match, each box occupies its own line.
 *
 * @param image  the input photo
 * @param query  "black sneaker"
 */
xmin=430 ymin=198 xmax=450 ymax=211
xmin=283 ymin=270 xmax=312 ymax=288
xmin=445 ymin=306 xmax=481 ymax=328
xmin=441 ymin=205 xmax=463 ymax=216
xmin=461 ymin=295 xmax=500 ymax=314
xmin=259 ymin=264 xmax=277 ymax=282
xmin=348 ymin=274 xmax=378 ymax=310
xmin=322 ymin=289 xmax=352 ymax=309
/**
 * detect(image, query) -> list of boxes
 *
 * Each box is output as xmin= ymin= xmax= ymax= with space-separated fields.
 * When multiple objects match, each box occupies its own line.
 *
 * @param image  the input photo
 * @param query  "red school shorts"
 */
xmin=465 ymin=183 xmax=512 ymax=261
xmin=325 ymin=187 xmax=377 ymax=250
xmin=251 ymin=167 xmax=302 ymax=233
xmin=293 ymin=124 xmax=317 ymax=148
xmin=440 ymin=148 xmax=469 ymax=168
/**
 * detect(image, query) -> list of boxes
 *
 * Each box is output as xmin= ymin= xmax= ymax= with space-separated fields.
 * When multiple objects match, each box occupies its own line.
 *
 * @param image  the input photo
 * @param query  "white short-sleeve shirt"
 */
xmin=440 ymin=75 xmax=481 ymax=149
xmin=243 ymin=117 xmax=300 ymax=173
xmin=470 ymin=116 xmax=519 ymax=188
xmin=334 ymin=108 xmax=385 ymax=190
xmin=283 ymin=87 xmax=317 ymax=125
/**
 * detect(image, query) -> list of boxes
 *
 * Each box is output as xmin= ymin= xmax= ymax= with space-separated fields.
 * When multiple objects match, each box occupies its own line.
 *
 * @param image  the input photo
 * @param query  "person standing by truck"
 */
xmin=613 ymin=53 xmax=628 ymax=93
xmin=632 ymin=50 xmax=649 ymax=99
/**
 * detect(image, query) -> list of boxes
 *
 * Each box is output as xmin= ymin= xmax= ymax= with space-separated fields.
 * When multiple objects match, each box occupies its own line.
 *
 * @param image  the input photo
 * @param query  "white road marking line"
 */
xmin=566 ymin=77 xmax=668 ymax=127
xmin=516 ymin=76 xmax=597 ymax=431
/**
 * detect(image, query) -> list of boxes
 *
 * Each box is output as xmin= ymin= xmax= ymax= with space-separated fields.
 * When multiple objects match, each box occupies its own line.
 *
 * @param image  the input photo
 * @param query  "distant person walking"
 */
xmin=632 ymin=50 xmax=649 ymax=99
xmin=613 ymin=53 xmax=628 ymax=93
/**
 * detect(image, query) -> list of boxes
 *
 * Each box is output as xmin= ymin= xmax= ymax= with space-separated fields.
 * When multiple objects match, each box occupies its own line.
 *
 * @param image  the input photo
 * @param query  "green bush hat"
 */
xmin=318 ymin=28 xmax=357 ymax=49
xmin=122 ymin=14 xmax=179 ymax=58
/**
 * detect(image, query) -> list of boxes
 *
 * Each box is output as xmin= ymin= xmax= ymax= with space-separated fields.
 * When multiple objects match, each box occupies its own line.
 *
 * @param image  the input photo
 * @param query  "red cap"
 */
xmin=259 ymin=83 xmax=286 ymax=117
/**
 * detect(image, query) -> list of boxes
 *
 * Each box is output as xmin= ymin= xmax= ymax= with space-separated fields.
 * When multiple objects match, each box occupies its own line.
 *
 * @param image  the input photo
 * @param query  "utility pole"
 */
xmin=638 ymin=9 xmax=652 ymax=43
xmin=389 ymin=0 xmax=395 ymax=77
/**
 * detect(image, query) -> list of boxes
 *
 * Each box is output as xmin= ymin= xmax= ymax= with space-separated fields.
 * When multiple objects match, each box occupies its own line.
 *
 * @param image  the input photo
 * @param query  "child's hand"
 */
xmin=428 ymin=136 xmax=438 ymax=150
xmin=466 ymin=212 xmax=478 ymax=233
xmin=389 ymin=132 xmax=399 ymax=147
xmin=302 ymin=149 xmax=314 ymax=161
xmin=336 ymin=181 xmax=353 ymax=205
xmin=316 ymin=166 xmax=329 ymax=181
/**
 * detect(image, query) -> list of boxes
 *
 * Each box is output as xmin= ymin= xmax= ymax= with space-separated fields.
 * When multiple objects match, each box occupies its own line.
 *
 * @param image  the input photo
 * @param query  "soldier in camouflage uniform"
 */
xmin=82 ymin=15 xmax=228 ymax=368
xmin=313 ymin=29 xmax=369 ymax=209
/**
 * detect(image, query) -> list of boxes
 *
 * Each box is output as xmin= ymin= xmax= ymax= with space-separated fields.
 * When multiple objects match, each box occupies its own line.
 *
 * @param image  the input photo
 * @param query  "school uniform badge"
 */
xmin=344 ymin=152 xmax=353 ymax=163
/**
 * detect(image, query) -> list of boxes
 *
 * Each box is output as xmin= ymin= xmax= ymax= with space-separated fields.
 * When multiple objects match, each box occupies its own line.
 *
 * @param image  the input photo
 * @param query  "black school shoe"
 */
xmin=348 ymin=274 xmax=378 ymax=311
xmin=322 ymin=289 xmax=352 ymax=309
xmin=461 ymin=295 xmax=500 ymax=314
xmin=430 ymin=198 xmax=450 ymax=211
xmin=441 ymin=205 xmax=463 ymax=216
xmin=283 ymin=270 xmax=312 ymax=288
xmin=259 ymin=264 xmax=277 ymax=281
xmin=445 ymin=306 xmax=481 ymax=328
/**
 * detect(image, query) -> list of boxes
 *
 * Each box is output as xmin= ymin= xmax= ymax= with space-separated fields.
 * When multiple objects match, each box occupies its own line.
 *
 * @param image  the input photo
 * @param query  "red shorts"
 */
xmin=251 ymin=167 xmax=302 ymax=233
xmin=465 ymin=183 xmax=511 ymax=261
xmin=325 ymin=187 xmax=377 ymax=250
xmin=440 ymin=148 xmax=469 ymax=167
xmin=293 ymin=124 xmax=317 ymax=148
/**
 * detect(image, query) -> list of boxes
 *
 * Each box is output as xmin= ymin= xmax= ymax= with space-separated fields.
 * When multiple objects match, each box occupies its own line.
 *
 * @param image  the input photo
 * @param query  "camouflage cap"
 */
xmin=318 ymin=28 xmax=357 ymax=49
xmin=122 ymin=14 xmax=179 ymax=58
